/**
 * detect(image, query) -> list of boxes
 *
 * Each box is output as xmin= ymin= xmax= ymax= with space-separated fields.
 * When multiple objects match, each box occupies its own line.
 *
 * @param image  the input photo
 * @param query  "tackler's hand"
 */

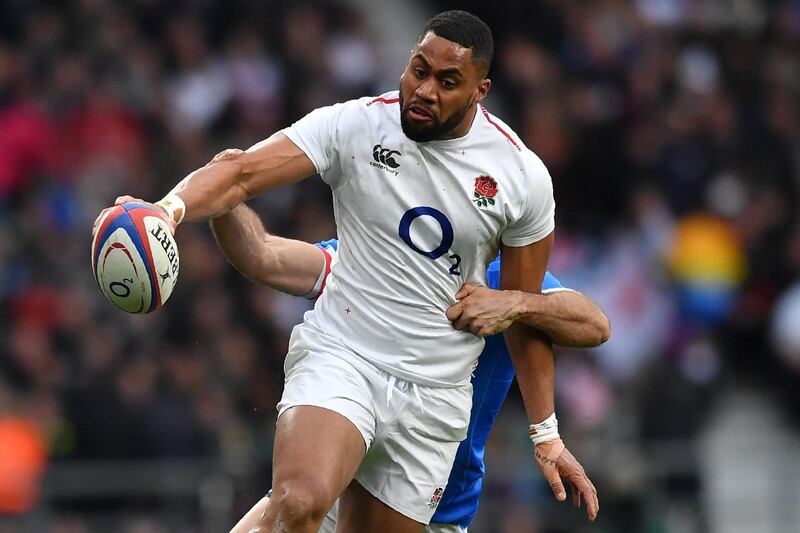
xmin=534 ymin=439 xmax=599 ymax=522
xmin=446 ymin=283 xmax=521 ymax=337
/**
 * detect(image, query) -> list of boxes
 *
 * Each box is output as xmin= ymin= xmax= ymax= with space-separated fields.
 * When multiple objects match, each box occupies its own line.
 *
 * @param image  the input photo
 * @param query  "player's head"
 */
xmin=399 ymin=10 xmax=493 ymax=143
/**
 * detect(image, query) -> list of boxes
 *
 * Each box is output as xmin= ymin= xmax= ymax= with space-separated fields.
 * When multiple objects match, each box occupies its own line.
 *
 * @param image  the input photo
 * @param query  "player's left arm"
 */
xmin=498 ymin=235 xmax=555 ymax=426
xmin=500 ymin=237 xmax=599 ymax=521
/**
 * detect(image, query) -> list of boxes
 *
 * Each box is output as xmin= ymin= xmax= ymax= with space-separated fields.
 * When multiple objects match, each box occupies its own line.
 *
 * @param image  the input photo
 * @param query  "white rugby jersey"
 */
xmin=283 ymin=91 xmax=554 ymax=386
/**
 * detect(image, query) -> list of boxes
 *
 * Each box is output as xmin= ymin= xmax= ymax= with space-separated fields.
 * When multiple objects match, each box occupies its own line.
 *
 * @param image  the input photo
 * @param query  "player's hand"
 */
xmin=445 ymin=283 xmax=520 ymax=337
xmin=534 ymin=439 xmax=599 ymax=521
xmin=91 ymin=196 xmax=175 ymax=238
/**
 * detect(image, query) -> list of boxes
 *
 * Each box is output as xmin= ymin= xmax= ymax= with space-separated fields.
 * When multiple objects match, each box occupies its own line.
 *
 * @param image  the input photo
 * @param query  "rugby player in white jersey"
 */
xmin=95 ymin=10 xmax=569 ymax=533
xmin=211 ymin=204 xmax=606 ymax=532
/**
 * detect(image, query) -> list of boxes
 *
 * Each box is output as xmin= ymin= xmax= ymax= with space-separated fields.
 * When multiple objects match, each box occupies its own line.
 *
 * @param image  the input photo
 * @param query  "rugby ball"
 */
xmin=92 ymin=202 xmax=179 ymax=313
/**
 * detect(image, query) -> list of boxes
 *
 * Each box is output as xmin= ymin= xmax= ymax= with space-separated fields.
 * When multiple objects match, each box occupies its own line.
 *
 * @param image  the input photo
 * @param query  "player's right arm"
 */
xmin=209 ymin=203 xmax=327 ymax=297
xmin=167 ymin=135 xmax=317 ymax=223
xmin=93 ymin=135 xmax=316 ymax=237
xmin=97 ymin=98 xmax=355 ymax=233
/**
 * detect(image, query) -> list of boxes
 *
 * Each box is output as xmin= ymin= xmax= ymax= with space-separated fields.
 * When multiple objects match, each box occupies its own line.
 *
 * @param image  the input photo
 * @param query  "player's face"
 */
xmin=399 ymin=32 xmax=491 ymax=142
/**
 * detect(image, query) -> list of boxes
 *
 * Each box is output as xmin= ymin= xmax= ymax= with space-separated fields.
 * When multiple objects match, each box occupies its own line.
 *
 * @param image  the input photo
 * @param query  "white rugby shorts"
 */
xmin=277 ymin=323 xmax=472 ymax=524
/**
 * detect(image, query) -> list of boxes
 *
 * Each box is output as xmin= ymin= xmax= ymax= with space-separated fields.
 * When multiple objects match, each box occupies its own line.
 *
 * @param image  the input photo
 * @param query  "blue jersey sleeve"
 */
xmin=315 ymin=238 xmax=338 ymax=251
xmin=485 ymin=256 xmax=565 ymax=292
xmin=486 ymin=258 xmax=501 ymax=289
xmin=541 ymin=271 xmax=564 ymax=291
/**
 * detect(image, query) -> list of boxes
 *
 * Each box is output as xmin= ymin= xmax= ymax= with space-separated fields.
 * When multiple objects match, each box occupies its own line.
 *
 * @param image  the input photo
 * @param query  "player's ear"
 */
xmin=475 ymin=79 xmax=491 ymax=104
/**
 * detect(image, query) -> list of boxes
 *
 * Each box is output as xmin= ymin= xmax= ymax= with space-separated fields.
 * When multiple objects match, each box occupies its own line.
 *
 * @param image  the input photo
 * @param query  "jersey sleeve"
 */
xmin=282 ymin=103 xmax=348 ymax=186
xmin=501 ymin=154 xmax=555 ymax=247
xmin=486 ymin=256 xmax=501 ymax=290
xmin=541 ymin=271 xmax=573 ymax=294
xmin=315 ymin=239 xmax=339 ymax=253
xmin=486 ymin=259 xmax=571 ymax=294
xmin=542 ymin=271 xmax=562 ymax=291
xmin=302 ymin=239 xmax=338 ymax=300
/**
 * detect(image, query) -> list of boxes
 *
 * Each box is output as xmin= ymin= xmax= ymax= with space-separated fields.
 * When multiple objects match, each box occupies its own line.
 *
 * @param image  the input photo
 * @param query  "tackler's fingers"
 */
xmin=445 ymin=300 xmax=464 ymax=322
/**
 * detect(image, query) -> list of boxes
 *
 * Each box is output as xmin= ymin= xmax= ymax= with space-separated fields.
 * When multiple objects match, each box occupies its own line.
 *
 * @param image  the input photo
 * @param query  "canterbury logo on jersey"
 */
xmin=370 ymin=144 xmax=401 ymax=175
xmin=373 ymin=145 xmax=401 ymax=168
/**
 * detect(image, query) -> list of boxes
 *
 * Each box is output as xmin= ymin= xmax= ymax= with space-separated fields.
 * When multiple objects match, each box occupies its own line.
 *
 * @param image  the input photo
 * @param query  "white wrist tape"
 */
xmin=529 ymin=413 xmax=560 ymax=446
xmin=156 ymin=194 xmax=186 ymax=225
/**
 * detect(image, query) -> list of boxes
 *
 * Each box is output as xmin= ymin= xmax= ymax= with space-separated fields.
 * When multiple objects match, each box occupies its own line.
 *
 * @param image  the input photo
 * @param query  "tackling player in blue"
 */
xmin=211 ymin=204 xmax=608 ymax=532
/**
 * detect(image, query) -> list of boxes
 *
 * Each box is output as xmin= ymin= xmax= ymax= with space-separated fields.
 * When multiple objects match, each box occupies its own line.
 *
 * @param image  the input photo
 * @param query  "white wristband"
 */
xmin=156 ymin=194 xmax=186 ymax=225
xmin=529 ymin=413 xmax=560 ymax=446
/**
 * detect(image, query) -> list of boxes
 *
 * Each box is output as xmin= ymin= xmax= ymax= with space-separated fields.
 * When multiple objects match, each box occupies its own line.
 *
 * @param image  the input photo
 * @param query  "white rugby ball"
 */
xmin=91 ymin=202 xmax=179 ymax=313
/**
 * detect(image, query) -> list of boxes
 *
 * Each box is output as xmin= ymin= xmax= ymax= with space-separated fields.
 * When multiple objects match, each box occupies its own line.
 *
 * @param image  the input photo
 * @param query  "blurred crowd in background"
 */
xmin=1 ymin=0 xmax=799 ymax=532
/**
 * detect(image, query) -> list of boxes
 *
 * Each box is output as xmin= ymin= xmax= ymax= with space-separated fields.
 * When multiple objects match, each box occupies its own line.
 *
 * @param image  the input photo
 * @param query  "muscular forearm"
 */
xmin=166 ymin=133 xmax=315 ymax=223
xmin=514 ymin=291 xmax=610 ymax=348
xmin=504 ymin=323 xmax=555 ymax=423
xmin=210 ymin=204 xmax=325 ymax=295
xmin=450 ymin=263 xmax=610 ymax=345
xmin=210 ymin=204 xmax=269 ymax=281
xmin=170 ymin=158 xmax=249 ymax=222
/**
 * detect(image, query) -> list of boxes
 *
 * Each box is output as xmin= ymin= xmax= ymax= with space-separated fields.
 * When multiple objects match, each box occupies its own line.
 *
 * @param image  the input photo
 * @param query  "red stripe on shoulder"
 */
xmin=317 ymin=247 xmax=333 ymax=297
xmin=480 ymin=105 xmax=521 ymax=151
xmin=366 ymin=96 xmax=400 ymax=106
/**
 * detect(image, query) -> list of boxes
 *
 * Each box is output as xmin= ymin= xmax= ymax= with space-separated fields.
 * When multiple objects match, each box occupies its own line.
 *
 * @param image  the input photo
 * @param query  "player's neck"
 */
xmin=438 ymin=105 xmax=478 ymax=141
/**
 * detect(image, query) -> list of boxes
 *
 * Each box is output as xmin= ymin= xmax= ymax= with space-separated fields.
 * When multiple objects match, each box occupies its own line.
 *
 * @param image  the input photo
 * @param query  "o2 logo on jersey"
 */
xmin=398 ymin=206 xmax=461 ymax=276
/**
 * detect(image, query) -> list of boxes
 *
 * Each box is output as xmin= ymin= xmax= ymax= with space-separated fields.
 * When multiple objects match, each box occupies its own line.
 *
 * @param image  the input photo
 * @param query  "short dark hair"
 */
xmin=418 ymin=10 xmax=493 ymax=76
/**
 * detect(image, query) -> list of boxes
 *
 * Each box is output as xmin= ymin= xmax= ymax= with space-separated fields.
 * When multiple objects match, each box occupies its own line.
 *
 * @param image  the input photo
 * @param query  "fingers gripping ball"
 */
xmin=92 ymin=202 xmax=180 ymax=313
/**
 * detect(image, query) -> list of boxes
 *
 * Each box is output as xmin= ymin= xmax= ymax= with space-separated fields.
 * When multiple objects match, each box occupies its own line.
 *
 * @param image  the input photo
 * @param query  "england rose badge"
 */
xmin=473 ymin=175 xmax=497 ymax=207
xmin=428 ymin=486 xmax=444 ymax=509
